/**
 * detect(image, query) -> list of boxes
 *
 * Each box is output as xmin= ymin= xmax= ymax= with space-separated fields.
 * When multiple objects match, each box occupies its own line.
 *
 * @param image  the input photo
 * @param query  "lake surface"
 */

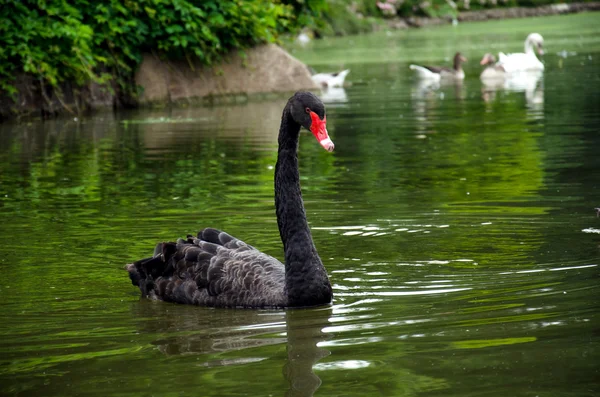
xmin=1 ymin=12 xmax=599 ymax=397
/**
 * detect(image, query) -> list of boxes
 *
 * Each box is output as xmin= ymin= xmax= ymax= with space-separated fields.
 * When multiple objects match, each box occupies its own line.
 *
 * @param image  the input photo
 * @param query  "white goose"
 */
xmin=496 ymin=33 xmax=545 ymax=73
xmin=311 ymin=69 xmax=350 ymax=88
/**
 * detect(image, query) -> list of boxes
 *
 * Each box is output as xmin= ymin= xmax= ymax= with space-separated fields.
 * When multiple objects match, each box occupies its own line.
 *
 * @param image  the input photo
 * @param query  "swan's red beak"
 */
xmin=309 ymin=111 xmax=334 ymax=152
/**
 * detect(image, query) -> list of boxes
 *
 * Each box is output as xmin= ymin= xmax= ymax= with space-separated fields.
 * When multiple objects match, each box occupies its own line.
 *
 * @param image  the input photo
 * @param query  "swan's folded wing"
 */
xmin=409 ymin=65 xmax=441 ymax=80
xmin=422 ymin=65 xmax=451 ymax=74
xmin=127 ymin=228 xmax=286 ymax=308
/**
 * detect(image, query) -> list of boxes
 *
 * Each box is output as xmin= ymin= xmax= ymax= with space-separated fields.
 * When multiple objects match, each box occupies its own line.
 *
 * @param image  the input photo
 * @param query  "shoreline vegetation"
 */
xmin=0 ymin=0 xmax=598 ymax=121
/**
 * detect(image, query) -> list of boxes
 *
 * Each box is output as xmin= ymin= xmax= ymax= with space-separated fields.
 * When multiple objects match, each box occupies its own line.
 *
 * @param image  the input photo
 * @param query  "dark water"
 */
xmin=1 ymin=15 xmax=599 ymax=397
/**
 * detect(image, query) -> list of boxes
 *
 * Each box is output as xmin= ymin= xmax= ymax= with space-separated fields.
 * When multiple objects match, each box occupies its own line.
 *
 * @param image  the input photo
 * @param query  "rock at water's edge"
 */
xmin=135 ymin=44 xmax=318 ymax=105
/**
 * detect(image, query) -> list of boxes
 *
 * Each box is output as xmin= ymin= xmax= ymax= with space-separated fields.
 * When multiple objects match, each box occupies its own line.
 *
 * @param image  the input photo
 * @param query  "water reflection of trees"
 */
xmin=0 ymin=86 xmax=550 ymax=276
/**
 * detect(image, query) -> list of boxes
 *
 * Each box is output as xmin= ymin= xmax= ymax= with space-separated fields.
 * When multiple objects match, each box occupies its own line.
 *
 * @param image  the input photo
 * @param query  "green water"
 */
xmin=1 ymin=12 xmax=599 ymax=397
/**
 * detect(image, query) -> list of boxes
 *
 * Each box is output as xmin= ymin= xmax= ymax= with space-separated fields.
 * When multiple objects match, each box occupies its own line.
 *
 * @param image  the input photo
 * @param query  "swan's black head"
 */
xmin=289 ymin=91 xmax=334 ymax=152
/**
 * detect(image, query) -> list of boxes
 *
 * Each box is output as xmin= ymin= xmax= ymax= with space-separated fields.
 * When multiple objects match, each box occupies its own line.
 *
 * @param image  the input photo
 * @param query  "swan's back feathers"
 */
xmin=199 ymin=228 xmax=244 ymax=248
xmin=496 ymin=51 xmax=544 ymax=73
xmin=127 ymin=228 xmax=287 ymax=308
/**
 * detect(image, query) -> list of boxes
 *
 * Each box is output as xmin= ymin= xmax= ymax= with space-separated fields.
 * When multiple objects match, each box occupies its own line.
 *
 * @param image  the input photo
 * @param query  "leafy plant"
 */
xmin=0 ymin=0 xmax=319 ymax=112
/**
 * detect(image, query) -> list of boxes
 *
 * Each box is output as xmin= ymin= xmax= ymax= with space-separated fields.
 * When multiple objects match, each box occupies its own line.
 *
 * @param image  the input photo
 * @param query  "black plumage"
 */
xmin=126 ymin=91 xmax=334 ymax=308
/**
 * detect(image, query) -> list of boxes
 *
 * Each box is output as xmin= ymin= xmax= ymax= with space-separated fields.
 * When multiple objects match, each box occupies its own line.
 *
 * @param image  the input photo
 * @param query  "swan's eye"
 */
xmin=305 ymin=107 xmax=311 ymax=114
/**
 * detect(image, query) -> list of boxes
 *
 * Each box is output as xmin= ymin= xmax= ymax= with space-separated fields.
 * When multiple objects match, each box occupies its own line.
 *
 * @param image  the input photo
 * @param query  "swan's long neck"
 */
xmin=275 ymin=105 xmax=332 ymax=307
xmin=275 ymin=110 xmax=312 ymax=255
xmin=524 ymin=39 xmax=535 ymax=55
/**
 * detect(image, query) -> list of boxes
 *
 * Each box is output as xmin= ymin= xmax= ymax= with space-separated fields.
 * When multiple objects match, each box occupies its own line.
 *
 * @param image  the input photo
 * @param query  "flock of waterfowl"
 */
xmin=127 ymin=33 xmax=547 ymax=310
xmin=309 ymin=33 xmax=545 ymax=91
xmin=409 ymin=33 xmax=545 ymax=82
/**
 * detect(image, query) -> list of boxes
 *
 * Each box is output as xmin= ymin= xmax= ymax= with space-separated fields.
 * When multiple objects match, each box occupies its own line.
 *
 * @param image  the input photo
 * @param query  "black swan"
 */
xmin=126 ymin=91 xmax=334 ymax=309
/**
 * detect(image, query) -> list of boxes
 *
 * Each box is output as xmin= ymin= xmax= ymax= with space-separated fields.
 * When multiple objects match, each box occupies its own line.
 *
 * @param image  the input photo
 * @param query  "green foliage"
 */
xmin=282 ymin=0 xmax=329 ymax=32
xmin=0 ymin=1 xmax=106 ymax=96
xmin=317 ymin=0 xmax=589 ymax=36
xmin=0 ymin=0 xmax=318 ymax=102
xmin=317 ymin=0 xmax=385 ymax=36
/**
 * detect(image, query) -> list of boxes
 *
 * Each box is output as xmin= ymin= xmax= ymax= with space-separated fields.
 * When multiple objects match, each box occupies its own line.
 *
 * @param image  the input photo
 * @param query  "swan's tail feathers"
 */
xmin=409 ymin=65 xmax=439 ymax=80
xmin=333 ymin=69 xmax=351 ymax=87
xmin=125 ymin=262 xmax=142 ymax=287
xmin=126 ymin=228 xmax=263 ymax=305
xmin=335 ymin=69 xmax=350 ymax=80
xmin=312 ymin=69 xmax=351 ymax=88
xmin=126 ymin=242 xmax=177 ymax=296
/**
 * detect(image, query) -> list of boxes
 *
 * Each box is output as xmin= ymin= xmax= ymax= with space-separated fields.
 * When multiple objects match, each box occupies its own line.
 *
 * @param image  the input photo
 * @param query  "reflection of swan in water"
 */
xmin=411 ymin=78 xmax=440 ymax=98
xmin=132 ymin=302 xmax=331 ymax=396
xmin=318 ymin=87 xmax=348 ymax=105
xmin=409 ymin=79 xmax=439 ymax=136
xmin=411 ymin=77 xmax=465 ymax=100
xmin=284 ymin=308 xmax=332 ymax=397
xmin=481 ymin=70 xmax=544 ymax=117
xmin=410 ymin=78 xmax=466 ymax=136
xmin=132 ymin=301 xmax=287 ymax=357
